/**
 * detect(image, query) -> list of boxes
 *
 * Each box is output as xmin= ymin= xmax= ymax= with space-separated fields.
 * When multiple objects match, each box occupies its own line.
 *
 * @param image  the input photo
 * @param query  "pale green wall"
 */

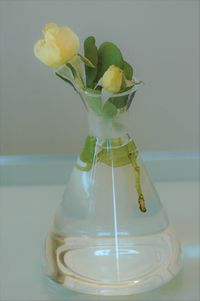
xmin=0 ymin=0 xmax=199 ymax=155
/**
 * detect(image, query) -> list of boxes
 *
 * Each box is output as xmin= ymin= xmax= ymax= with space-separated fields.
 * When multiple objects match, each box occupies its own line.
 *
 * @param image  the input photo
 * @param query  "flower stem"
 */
xmin=128 ymin=143 xmax=147 ymax=213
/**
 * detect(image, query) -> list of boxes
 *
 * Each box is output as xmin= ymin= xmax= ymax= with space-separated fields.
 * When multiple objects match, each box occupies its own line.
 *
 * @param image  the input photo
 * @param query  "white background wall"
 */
xmin=0 ymin=0 xmax=199 ymax=155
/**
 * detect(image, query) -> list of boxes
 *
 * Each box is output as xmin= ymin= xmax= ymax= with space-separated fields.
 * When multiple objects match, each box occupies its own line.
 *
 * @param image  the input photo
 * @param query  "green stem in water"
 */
xmin=76 ymin=135 xmax=147 ymax=213
xmin=128 ymin=143 xmax=147 ymax=213
xmin=76 ymin=136 xmax=97 ymax=171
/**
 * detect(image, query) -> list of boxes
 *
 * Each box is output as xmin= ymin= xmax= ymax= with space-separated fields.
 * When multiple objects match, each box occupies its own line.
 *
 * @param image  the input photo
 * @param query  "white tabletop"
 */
xmin=0 ymin=157 xmax=199 ymax=301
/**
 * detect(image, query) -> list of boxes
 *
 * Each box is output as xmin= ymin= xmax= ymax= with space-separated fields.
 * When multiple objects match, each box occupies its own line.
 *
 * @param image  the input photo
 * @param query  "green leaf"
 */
xmin=55 ymin=65 xmax=77 ymax=89
xmin=67 ymin=63 xmax=84 ymax=88
xmin=55 ymin=72 xmax=74 ymax=88
xmin=83 ymin=88 xmax=102 ymax=115
xmin=109 ymin=95 xmax=128 ymax=109
xmin=102 ymin=101 xmax=117 ymax=119
xmin=78 ymin=53 xmax=95 ymax=68
xmin=96 ymin=42 xmax=124 ymax=82
xmin=84 ymin=36 xmax=98 ymax=88
xmin=86 ymin=97 xmax=102 ymax=115
xmin=123 ymin=61 xmax=133 ymax=80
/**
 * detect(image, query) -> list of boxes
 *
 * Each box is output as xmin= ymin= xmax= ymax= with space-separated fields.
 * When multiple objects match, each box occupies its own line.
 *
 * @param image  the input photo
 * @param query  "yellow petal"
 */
xmin=56 ymin=27 xmax=80 ymax=61
xmin=43 ymin=23 xmax=58 ymax=34
xmin=102 ymin=65 xmax=123 ymax=93
xmin=34 ymin=39 xmax=62 ymax=68
xmin=34 ymin=23 xmax=80 ymax=67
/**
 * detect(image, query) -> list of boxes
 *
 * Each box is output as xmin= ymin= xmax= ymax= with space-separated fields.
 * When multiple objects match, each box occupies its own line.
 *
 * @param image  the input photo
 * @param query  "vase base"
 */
xmin=46 ymin=225 xmax=182 ymax=296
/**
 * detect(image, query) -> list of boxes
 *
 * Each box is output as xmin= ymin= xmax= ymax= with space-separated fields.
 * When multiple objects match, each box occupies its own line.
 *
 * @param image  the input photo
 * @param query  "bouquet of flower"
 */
xmin=34 ymin=26 xmax=182 ymax=296
xmin=34 ymin=23 xmax=146 ymax=213
xmin=34 ymin=23 xmax=141 ymax=102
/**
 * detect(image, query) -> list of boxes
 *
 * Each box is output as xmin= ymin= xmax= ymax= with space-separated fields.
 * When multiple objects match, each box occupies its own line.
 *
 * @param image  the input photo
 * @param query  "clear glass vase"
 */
xmin=45 ymin=86 xmax=182 ymax=296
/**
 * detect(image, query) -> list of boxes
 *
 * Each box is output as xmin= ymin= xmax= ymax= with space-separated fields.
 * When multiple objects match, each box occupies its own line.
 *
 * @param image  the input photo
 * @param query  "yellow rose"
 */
xmin=34 ymin=23 xmax=80 ymax=68
xmin=102 ymin=65 xmax=123 ymax=93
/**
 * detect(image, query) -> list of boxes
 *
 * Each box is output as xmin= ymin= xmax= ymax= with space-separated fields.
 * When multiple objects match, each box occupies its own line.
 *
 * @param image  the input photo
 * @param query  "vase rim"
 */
xmin=77 ymin=81 xmax=143 ymax=98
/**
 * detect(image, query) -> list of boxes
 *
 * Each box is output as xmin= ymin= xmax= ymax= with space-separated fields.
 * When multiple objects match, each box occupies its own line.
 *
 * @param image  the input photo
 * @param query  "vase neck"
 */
xmin=87 ymin=110 xmax=130 ymax=142
xmin=79 ymin=87 xmax=138 ymax=143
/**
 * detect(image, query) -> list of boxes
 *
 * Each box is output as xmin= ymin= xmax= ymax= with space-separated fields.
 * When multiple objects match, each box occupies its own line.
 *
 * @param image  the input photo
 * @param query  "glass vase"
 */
xmin=45 ymin=86 xmax=182 ymax=296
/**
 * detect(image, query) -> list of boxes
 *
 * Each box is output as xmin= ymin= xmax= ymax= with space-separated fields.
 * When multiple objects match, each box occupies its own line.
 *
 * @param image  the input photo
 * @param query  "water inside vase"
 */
xmin=46 ymin=225 xmax=181 ymax=295
xmin=46 ymin=137 xmax=182 ymax=295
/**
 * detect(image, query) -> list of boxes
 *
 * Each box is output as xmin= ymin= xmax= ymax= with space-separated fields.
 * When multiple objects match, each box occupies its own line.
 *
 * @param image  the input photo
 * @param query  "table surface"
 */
xmin=0 ymin=155 xmax=199 ymax=301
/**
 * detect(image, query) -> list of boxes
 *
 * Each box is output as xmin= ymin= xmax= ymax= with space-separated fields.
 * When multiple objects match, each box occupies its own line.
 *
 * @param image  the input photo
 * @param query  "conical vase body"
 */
xmin=46 ymin=87 xmax=182 ymax=296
